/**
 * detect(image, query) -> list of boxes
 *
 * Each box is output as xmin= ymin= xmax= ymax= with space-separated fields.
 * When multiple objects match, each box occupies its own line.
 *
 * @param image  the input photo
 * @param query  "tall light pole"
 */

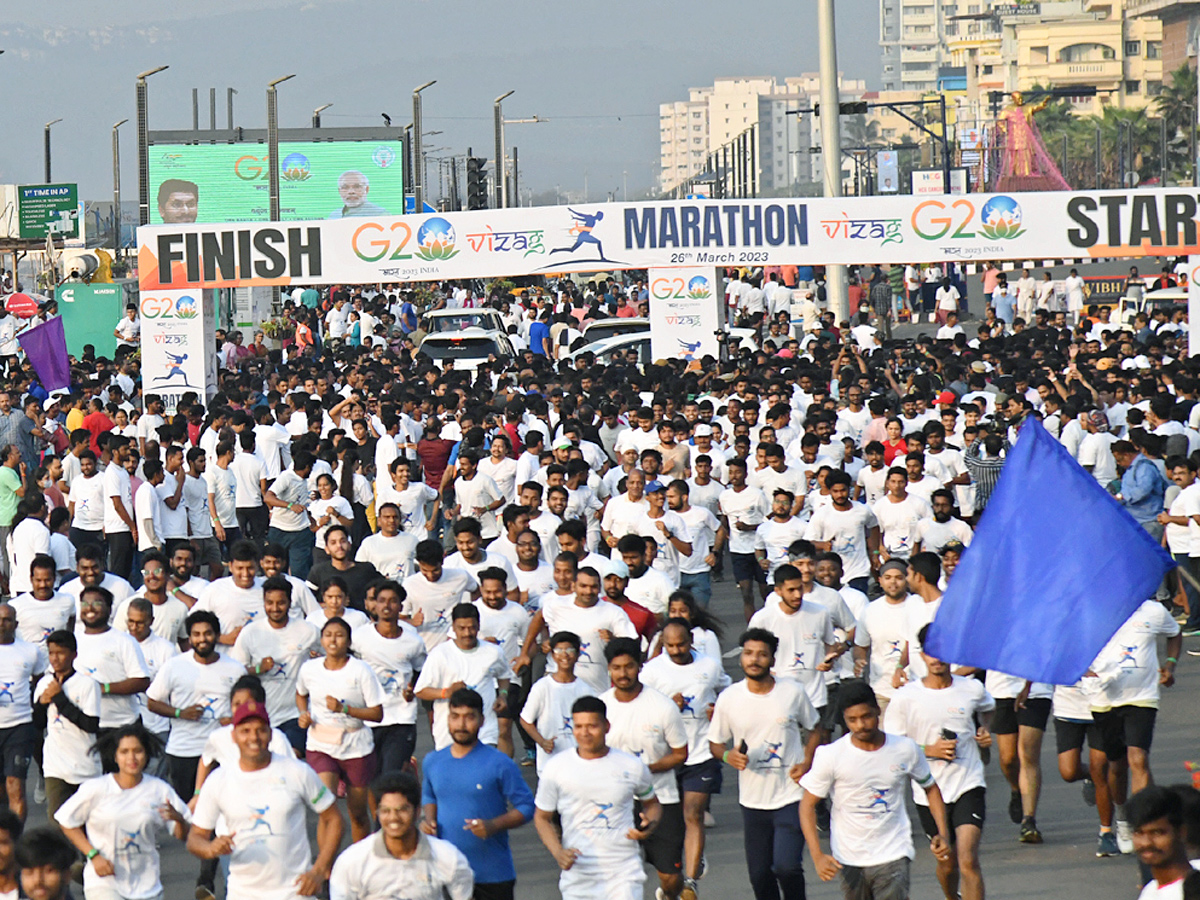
xmin=136 ymin=65 xmax=169 ymax=225
xmin=493 ymin=91 xmax=514 ymax=208
xmin=44 ymin=119 xmax=62 ymax=184
xmin=817 ymin=0 xmax=848 ymax=324
xmin=112 ymin=119 xmax=128 ymax=255
xmin=312 ymin=103 xmax=332 ymax=129
xmin=267 ymin=74 xmax=296 ymax=222
xmin=499 ymin=114 xmax=546 ymax=208
xmin=412 ymin=81 xmax=436 ymax=214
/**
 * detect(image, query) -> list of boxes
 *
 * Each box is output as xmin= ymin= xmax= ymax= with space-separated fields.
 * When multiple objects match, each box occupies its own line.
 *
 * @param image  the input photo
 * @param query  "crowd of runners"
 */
xmin=0 ymin=261 xmax=1192 ymax=900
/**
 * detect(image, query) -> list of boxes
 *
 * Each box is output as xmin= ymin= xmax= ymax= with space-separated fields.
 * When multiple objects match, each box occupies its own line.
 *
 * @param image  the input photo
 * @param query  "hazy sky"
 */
xmin=1 ymin=0 xmax=881 ymax=204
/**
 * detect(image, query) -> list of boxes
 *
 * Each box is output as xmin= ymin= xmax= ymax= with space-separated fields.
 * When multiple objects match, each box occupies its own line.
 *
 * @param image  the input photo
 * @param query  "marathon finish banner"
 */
xmin=136 ymin=187 xmax=1200 ymax=289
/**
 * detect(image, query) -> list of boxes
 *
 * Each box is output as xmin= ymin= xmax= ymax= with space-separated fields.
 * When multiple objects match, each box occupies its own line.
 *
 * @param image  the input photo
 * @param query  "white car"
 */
xmin=567 ymin=327 xmax=760 ymax=366
xmin=580 ymin=317 xmax=650 ymax=344
xmin=421 ymin=308 xmax=506 ymax=334
xmin=417 ymin=328 xmax=516 ymax=372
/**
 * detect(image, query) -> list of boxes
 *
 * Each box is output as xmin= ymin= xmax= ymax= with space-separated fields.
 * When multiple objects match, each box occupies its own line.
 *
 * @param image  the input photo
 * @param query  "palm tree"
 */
xmin=842 ymin=114 xmax=882 ymax=149
xmin=1155 ymin=64 xmax=1197 ymax=183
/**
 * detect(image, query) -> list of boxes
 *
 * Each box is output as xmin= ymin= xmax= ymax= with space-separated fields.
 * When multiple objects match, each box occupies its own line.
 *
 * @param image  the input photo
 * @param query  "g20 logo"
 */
xmin=912 ymin=195 xmax=1025 ymax=242
xmin=350 ymin=222 xmax=414 ymax=262
xmin=141 ymin=295 xmax=198 ymax=319
xmin=650 ymin=277 xmax=690 ymax=300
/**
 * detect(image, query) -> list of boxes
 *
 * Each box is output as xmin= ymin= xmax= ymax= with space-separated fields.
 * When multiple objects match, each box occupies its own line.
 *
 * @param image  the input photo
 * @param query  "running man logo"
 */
xmin=863 ymin=788 xmax=891 ymax=815
xmin=246 ymin=805 xmax=275 ymax=836
xmin=119 ymin=830 xmax=141 ymax=853
xmin=549 ymin=209 xmax=623 ymax=266
xmin=761 ymin=741 xmax=785 ymax=767
xmin=1119 ymin=645 xmax=1140 ymax=668
xmin=679 ymin=695 xmax=696 ymax=716
xmin=588 ymin=802 xmax=616 ymax=828
xmin=0 ymin=682 xmax=15 ymax=705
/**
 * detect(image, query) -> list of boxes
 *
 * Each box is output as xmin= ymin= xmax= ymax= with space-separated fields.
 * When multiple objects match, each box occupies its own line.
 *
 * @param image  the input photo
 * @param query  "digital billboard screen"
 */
xmin=148 ymin=140 xmax=404 ymax=224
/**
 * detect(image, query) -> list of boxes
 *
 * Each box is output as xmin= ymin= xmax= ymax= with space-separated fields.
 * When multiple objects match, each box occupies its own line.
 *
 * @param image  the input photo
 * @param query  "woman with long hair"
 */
xmin=56 ymin=722 xmax=189 ymax=900
xmin=649 ymin=589 xmax=723 ymax=660
xmin=337 ymin=449 xmax=372 ymax=546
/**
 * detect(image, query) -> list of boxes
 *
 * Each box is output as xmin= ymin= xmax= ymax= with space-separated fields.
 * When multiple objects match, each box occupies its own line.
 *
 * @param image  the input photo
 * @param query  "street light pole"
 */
xmin=313 ymin=103 xmax=332 ymax=129
xmin=44 ymin=119 xmax=62 ymax=184
xmin=136 ymin=65 xmax=169 ymax=226
xmin=112 ymin=119 xmax=128 ymax=255
xmin=817 ymin=0 xmax=848 ymax=324
xmin=412 ymin=81 xmax=436 ymax=214
xmin=494 ymin=91 xmax=514 ymax=208
xmin=267 ymin=74 xmax=296 ymax=222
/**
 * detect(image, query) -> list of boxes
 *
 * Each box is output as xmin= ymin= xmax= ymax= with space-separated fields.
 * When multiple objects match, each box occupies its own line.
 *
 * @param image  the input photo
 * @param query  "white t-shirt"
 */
xmin=413 ymin=640 xmax=509 ymax=749
xmin=69 ymin=474 xmax=106 ymax=530
xmin=401 ymin=569 xmax=479 ymax=651
xmin=329 ymin=832 xmax=475 ymax=900
xmin=872 ymin=494 xmax=932 ymax=557
xmin=154 ymin=478 xmax=188 ymax=540
xmin=309 ymin=495 xmax=353 ymax=548
xmin=883 ymin=675 xmax=995 ymax=804
xmin=36 ymin=670 xmax=102 ymax=783
xmin=474 ymin=599 xmax=530 ymax=666
xmin=624 ymin=566 xmax=674 ymax=617
xmin=719 ymin=486 xmax=769 ymax=554
xmin=62 ymin=574 xmax=134 ymax=625
xmin=146 ymin=652 xmax=247 ymax=756
xmin=355 ymin=532 xmax=418 ymax=581
xmin=754 ymin=517 xmax=808 ymax=579
xmin=295 ymin=656 xmax=385 ymax=758
xmin=230 ymin=453 xmax=267 ymax=508
xmin=206 ymin=466 xmax=239 ymax=528
xmin=230 ymin=619 xmax=321 ymax=725
xmin=748 ymin=595 xmax=837 ymax=709
xmin=192 ymin=753 xmax=336 ymax=900
xmin=8 ymin=519 xmax=50 ymax=596
xmin=856 ymin=465 xmax=889 ymax=507
xmin=103 ymin=465 xmax=133 ymax=534
xmin=201 ymin=723 xmax=293 ymax=769
xmin=519 ymin=675 xmax=595 ymax=774
xmin=632 ymin=511 xmax=692 ymax=585
xmin=903 ymin=595 xmax=942 ymax=680
xmin=600 ymin=493 xmax=650 ymax=541
xmin=513 ymin=562 xmax=555 ymax=606
xmin=600 ymin=686 xmax=689 ymax=804
xmin=854 ymin=597 xmax=912 ymax=699
xmin=914 ymin=516 xmax=973 ymax=554
xmin=800 ymin=733 xmax=935 ymax=867
xmin=351 ymin=622 xmax=426 ymax=726
xmin=10 ymin=591 xmax=75 ymax=646
xmin=75 ymin=630 xmax=148 ymax=727
xmin=113 ymin=595 xmax=190 ymax=644
xmin=533 ymin=748 xmax=655 ymax=895
xmin=641 ymin=652 xmax=730 ymax=765
xmin=56 ymin=774 xmax=191 ymax=900
xmin=380 ymin=482 xmax=438 ymax=535
xmin=676 ymin=506 xmax=721 ymax=576
xmin=707 ymin=678 xmax=819 ymax=810
xmin=542 ymin=600 xmax=637 ymax=693
xmin=805 ymin=502 xmax=879 ymax=581
xmin=453 ymin=473 xmax=504 ymax=539
xmin=194 ymin=577 xmax=266 ymax=636
xmin=1091 ymin=600 xmax=1181 ymax=710
xmin=134 ymin=634 xmax=177 ymax=736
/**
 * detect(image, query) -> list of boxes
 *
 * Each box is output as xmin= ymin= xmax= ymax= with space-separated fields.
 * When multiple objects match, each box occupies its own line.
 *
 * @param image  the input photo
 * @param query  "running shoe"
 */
xmin=1019 ymin=817 xmax=1043 ymax=844
xmin=1096 ymin=831 xmax=1120 ymax=857
xmin=1116 ymin=820 xmax=1134 ymax=854
xmin=521 ymin=748 xmax=535 ymax=767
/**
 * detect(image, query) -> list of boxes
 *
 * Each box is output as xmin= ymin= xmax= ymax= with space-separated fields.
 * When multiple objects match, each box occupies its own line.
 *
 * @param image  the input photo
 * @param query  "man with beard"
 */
xmin=914 ymin=490 xmax=973 ymax=555
xmin=420 ymin=688 xmax=534 ymax=900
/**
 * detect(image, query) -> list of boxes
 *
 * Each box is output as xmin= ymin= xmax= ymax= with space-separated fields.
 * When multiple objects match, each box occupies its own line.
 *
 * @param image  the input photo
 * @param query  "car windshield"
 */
xmin=584 ymin=321 xmax=647 ymax=343
xmin=425 ymin=311 xmax=502 ymax=333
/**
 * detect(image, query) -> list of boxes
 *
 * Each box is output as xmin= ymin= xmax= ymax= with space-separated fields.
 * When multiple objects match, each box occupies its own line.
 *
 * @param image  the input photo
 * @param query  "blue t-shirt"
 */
xmin=529 ymin=321 xmax=551 ymax=356
xmin=993 ymin=290 xmax=1016 ymax=324
xmin=421 ymin=742 xmax=535 ymax=883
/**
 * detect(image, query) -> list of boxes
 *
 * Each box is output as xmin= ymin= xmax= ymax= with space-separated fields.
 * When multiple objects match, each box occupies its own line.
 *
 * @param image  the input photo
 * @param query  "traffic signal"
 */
xmin=466 ymin=157 xmax=489 ymax=210
xmin=813 ymin=101 xmax=870 ymax=116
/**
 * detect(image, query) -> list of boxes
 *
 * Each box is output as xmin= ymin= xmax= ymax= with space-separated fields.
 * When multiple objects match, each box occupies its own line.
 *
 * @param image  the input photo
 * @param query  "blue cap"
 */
xmin=645 ymin=480 xmax=666 ymax=493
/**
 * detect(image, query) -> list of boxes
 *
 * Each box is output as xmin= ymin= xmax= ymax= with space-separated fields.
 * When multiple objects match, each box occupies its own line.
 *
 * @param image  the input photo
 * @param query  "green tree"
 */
xmin=1155 ymin=63 xmax=1197 ymax=183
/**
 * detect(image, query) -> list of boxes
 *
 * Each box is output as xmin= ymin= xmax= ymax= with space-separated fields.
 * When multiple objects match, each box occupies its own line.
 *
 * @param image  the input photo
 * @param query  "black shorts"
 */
xmin=0 ymin=722 xmax=36 ymax=779
xmin=637 ymin=800 xmax=684 ymax=875
xmin=498 ymin=682 xmax=523 ymax=721
xmin=731 ymin=552 xmax=766 ymax=585
xmin=918 ymin=786 xmax=986 ymax=842
xmin=819 ymin=684 xmax=841 ymax=732
xmin=1093 ymin=706 xmax=1157 ymax=761
xmin=1054 ymin=718 xmax=1105 ymax=756
xmin=678 ymin=757 xmax=723 ymax=795
xmin=991 ymin=697 xmax=1051 ymax=735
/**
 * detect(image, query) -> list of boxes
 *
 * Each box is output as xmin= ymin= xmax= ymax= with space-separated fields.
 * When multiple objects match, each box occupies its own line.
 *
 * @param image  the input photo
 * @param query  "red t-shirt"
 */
xmin=606 ymin=597 xmax=658 ymax=644
xmin=81 ymin=411 xmax=114 ymax=454
xmin=417 ymin=438 xmax=456 ymax=490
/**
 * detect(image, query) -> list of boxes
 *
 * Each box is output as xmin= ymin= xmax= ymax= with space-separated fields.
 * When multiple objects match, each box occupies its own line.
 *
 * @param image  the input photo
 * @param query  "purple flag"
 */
xmin=18 ymin=317 xmax=70 ymax=392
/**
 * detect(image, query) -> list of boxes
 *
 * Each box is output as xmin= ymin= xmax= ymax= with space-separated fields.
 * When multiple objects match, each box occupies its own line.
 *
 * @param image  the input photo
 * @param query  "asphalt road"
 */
xmin=20 ymin=569 xmax=1189 ymax=900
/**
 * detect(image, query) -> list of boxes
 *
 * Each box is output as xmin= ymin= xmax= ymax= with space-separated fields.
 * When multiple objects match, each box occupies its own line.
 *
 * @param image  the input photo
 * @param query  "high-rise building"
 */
xmin=1127 ymin=0 xmax=1200 ymax=78
xmin=658 ymin=75 xmax=866 ymax=196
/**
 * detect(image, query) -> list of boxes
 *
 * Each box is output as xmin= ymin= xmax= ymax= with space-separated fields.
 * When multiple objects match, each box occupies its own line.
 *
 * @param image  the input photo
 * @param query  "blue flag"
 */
xmin=924 ymin=417 xmax=1174 ymax=684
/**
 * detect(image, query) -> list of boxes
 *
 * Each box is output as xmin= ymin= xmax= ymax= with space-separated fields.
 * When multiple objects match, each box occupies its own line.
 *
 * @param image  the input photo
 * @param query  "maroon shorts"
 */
xmin=306 ymin=749 xmax=377 ymax=787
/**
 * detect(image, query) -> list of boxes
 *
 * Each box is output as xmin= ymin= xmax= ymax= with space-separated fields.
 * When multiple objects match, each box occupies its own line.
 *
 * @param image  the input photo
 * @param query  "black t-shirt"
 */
xmin=305 ymin=559 xmax=381 ymax=610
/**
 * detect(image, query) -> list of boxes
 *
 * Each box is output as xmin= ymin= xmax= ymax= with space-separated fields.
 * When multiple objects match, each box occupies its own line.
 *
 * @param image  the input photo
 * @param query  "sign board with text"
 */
xmin=647 ymin=267 xmax=722 ymax=363
xmin=18 ymin=184 xmax=79 ymax=239
xmin=139 ymin=290 xmax=218 ymax=413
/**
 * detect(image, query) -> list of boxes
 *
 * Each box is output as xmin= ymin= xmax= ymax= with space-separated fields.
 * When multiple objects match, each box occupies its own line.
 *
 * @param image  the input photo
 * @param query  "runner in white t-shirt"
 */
xmin=800 ymin=680 xmax=950 ymax=898
xmin=533 ymin=694 xmax=660 ymax=900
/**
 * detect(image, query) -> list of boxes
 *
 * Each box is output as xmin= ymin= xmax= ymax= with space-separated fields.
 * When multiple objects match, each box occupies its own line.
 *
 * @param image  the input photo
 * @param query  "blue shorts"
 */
xmin=731 ymin=552 xmax=766 ymax=585
xmin=678 ymin=756 xmax=723 ymax=795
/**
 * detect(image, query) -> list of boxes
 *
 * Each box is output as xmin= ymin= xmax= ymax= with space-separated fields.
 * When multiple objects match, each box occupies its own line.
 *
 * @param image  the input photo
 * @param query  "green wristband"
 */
xmin=86 ymin=849 xmax=99 ymax=860
xmin=174 ymin=708 xmax=181 ymax=719
xmin=1167 ymin=656 xmax=1178 ymax=664
xmin=722 ymin=750 xmax=731 ymax=764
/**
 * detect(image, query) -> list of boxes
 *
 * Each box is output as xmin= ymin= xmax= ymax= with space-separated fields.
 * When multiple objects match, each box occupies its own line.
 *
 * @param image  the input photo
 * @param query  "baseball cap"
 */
xmin=43 ymin=397 xmax=60 ymax=411
xmin=231 ymin=699 xmax=270 ymax=727
xmin=934 ymin=390 xmax=957 ymax=406
xmin=694 ymin=424 xmax=713 ymax=437
xmin=599 ymin=557 xmax=630 ymax=580
xmin=552 ymin=437 xmax=572 ymax=451
xmin=644 ymin=480 xmax=666 ymax=493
